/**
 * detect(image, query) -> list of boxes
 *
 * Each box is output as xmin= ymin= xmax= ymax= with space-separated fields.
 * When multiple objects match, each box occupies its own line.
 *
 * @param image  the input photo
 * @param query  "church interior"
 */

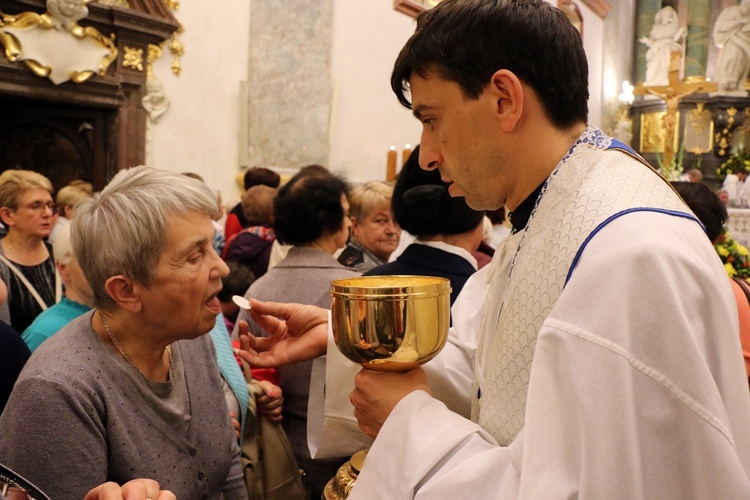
xmin=6 ymin=0 xmax=750 ymax=497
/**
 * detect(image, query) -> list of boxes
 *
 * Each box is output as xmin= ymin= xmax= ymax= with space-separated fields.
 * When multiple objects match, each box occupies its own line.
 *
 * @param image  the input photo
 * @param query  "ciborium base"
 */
xmin=323 ymin=448 xmax=368 ymax=500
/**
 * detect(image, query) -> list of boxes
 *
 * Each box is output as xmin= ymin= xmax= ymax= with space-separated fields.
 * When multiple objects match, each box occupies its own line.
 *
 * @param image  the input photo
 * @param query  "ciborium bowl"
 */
xmin=329 ymin=275 xmax=451 ymax=371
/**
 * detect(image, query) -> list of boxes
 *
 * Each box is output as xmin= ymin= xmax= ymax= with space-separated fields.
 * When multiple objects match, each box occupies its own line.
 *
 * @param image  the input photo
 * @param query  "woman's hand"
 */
xmin=230 ymin=412 xmax=241 ymax=440
xmin=84 ymin=479 xmax=175 ymax=500
xmin=237 ymin=299 xmax=329 ymax=368
xmin=255 ymin=380 xmax=283 ymax=422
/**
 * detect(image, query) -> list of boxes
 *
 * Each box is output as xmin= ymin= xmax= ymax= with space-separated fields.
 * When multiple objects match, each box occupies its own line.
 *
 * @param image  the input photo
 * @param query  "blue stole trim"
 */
xmin=606 ymin=139 xmax=653 ymax=168
xmin=564 ymin=208 xmax=704 ymax=286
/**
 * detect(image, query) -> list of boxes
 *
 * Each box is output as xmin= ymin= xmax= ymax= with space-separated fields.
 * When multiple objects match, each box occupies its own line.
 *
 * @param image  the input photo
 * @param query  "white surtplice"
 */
xmin=310 ymin=128 xmax=750 ymax=499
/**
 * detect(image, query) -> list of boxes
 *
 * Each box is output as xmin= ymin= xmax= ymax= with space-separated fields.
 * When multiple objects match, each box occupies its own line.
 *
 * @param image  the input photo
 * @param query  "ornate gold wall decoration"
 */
xmin=0 ymin=5 xmax=117 ymax=85
xmin=639 ymin=110 xmax=680 ymax=152
xmin=684 ymin=103 xmax=714 ymax=154
xmin=123 ymin=46 xmax=144 ymax=71
xmin=731 ymin=108 xmax=750 ymax=151
xmin=94 ymin=0 xmax=131 ymax=7
xmin=715 ymin=107 xmax=738 ymax=157
xmin=146 ymin=43 xmax=161 ymax=78
xmin=167 ymin=28 xmax=183 ymax=75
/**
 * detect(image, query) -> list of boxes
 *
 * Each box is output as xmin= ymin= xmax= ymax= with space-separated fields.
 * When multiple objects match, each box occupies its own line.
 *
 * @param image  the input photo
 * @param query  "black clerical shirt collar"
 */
xmin=508 ymin=180 xmax=547 ymax=232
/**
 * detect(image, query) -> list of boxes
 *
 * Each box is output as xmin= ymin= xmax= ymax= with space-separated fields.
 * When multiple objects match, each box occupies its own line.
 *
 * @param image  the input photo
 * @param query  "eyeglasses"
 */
xmin=15 ymin=201 xmax=58 ymax=214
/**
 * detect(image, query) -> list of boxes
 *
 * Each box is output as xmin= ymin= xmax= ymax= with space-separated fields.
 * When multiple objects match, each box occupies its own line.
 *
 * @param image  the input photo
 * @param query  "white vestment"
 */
xmin=312 ymin=128 xmax=750 ymax=498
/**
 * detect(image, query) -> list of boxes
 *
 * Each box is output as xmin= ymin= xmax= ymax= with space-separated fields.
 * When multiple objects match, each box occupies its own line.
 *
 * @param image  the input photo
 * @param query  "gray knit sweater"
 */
xmin=0 ymin=311 xmax=247 ymax=500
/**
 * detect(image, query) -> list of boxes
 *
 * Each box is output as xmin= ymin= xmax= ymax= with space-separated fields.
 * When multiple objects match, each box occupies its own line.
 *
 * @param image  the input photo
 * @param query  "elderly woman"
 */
xmin=0 ymin=167 xmax=247 ymax=499
xmin=0 ymin=170 xmax=60 ymax=332
xmin=22 ymin=224 xmax=94 ymax=352
xmin=338 ymin=181 xmax=401 ymax=272
xmin=234 ymin=173 xmax=359 ymax=499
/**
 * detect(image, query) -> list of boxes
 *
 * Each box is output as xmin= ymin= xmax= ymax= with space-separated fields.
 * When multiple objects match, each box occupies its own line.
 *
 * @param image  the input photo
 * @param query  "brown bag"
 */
xmin=240 ymin=360 xmax=307 ymax=500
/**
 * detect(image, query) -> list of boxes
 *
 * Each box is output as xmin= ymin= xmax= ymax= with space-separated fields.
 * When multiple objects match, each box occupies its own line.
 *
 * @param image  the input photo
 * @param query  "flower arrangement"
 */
xmin=715 ymin=229 xmax=750 ymax=278
xmin=717 ymin=147 xmax=750 ymax=178
xmin=654 ymin=142 xmax=685 ymax=181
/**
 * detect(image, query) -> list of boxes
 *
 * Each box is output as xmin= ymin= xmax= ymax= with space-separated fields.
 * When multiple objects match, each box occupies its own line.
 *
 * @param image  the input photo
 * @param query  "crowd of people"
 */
xmin=0 ymin=144 xmax=502 ymax=498
xmin=2 ymin=0 xmax=750 ymax=498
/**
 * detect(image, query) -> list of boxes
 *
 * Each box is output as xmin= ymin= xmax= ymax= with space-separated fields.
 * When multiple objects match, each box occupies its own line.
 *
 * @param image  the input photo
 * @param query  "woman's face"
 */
xmin=352 ymin=200 xmax=401 ymax=261
xmin=134 ymin=211 xmax=230 ymax=340
xmin=1 ymin=188 xmax=55 ymax=239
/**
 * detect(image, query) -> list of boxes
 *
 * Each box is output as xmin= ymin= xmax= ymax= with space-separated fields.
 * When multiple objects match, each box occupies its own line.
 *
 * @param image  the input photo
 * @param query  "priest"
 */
xmin=238 ymin=0 xmax=750 ymax=497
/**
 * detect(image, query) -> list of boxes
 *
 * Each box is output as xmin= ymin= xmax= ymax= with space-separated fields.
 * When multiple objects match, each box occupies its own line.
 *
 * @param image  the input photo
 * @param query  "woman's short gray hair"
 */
xmin=71 ymin=166 xmax=219 ymax=309
xmin=348 ymin=181 xmax=393 ymax=222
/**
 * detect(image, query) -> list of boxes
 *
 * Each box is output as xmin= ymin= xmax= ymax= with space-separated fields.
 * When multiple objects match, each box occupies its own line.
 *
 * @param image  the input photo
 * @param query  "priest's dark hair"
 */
xmin=390 ymin=0 xmax=589 ymax=129
xmin=671 ymin=181 xmax=727 ymax=243
xmin=273 ymin=174 xmax=350 ymax=246
xmin=392 ymin=145 xmax=484 ymax=238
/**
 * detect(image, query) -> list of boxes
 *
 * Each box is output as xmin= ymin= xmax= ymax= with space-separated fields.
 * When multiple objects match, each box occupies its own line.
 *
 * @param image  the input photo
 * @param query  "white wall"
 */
xmin=145 ymin=1 xmax=608 ymax=203
xmin=579 ymin=4 xmax=605 ymax=129
xmin=328 ymin=0 xmax=422 ymax=184
xmin=147 ymin=0 xmax=251 ymax=206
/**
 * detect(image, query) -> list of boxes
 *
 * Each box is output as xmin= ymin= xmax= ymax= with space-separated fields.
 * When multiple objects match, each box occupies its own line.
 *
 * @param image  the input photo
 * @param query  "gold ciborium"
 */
xmin=324 ymin=275 xmax=451 ymax=499
xmin=329 ymin=275 xmax=451 ymax=370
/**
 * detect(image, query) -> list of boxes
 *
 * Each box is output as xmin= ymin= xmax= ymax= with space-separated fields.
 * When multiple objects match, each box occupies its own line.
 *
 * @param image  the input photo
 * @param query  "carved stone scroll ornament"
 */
xmin=0 ymin=0 xmax=117 ymax=85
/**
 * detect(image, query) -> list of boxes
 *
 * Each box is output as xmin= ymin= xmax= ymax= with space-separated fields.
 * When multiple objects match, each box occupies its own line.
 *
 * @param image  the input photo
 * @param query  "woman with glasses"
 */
xmin=0 ymin=170 xmax=60 ymax=333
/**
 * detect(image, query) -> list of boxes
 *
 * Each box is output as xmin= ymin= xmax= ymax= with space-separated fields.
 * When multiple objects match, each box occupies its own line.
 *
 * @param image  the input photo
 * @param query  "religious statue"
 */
xmin=647 ymin=84 xmax=700 ymax=174
xmin=713 ymin=0 xmax=750 ymax=93
xmin=142 ymin=77 xmax=170 ymax=123
xmin=634 ymin=51 xmax=717 ymax=170
xmin=47 ymin=0 xmax=89 ymax=31
xmin=640 ymin=6 xmax=685 ymax=87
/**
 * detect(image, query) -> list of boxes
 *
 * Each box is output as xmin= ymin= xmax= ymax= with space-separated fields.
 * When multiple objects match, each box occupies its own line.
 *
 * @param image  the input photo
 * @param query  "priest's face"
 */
xmin=410 ymin=72 xmax=511 ymax=211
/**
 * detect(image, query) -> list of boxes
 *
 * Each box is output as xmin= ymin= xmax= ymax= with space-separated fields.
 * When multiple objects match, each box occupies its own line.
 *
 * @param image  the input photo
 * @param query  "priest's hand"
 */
xmin=237 ymin=298 xmax=329 ymax=368
xmin=350 ymin=367 xmax=431 ymax=438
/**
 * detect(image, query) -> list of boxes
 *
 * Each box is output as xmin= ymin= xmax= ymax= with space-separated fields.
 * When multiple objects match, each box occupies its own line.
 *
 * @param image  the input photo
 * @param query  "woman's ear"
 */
xmin=0 ymin=206 xmax=15 ymax=226
xmin=104 ymin=275 xmax=143 ymax=313
xmin=489 ymin=69 xmax=524 ymax=132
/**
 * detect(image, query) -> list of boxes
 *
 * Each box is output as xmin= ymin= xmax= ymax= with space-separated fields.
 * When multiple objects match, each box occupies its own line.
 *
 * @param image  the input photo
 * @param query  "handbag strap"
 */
xmin=240 ymin=356 xmax=262 ymax=419
xmin=734 ymin=277 xmax=750 ymax=305
xmin=0 ymin=253 xmax=57 ymax=312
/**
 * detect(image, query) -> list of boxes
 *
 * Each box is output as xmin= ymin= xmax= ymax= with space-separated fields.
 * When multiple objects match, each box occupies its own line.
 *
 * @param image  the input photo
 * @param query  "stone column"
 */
xmin=634 ymin=0 xmax=663 ymax=84
xmin=684 ymin=0 xmax=710 ymax=79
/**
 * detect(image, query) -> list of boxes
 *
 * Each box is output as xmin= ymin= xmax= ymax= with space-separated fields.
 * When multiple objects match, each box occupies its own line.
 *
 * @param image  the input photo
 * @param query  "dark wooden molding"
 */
xmin=0 ymin=0 xmax=178 ymax=187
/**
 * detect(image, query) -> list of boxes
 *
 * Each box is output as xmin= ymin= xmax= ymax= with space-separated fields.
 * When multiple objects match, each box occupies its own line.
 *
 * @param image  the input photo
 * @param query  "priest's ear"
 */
xmin=489 ymin=69 xmax=524 ymax=132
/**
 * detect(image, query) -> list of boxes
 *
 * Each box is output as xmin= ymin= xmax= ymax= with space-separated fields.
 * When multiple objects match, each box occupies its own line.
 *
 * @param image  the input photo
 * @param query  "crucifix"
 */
xmin=633 ymin=51 xmax=718 ymax=170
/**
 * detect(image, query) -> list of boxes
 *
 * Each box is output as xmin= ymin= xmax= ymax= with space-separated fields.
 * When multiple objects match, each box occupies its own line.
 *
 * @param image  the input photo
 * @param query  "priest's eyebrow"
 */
xmin=412 ymin=104 xmax=435 ymax=121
